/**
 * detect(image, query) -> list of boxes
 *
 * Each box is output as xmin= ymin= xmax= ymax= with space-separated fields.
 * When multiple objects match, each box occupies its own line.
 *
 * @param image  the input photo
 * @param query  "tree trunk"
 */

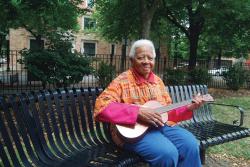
xmin=188 ymin=32 xmax=199 ymax=70
xmin=0 ymin=35 xmax=5 ymax=52
xmin=173 ymin=40 xmax=178 ymax=68
xmin=186 ymin=1 xmax=204 ymax=70
xmin=140 ymin=0 xmax=161 ymax=39
xmin=217 ymin=49 xmax=222 ymax=68
xmin=141 ymin=18 xmax=151 ymax=39
xmin=110 ymin=44 xmax=115 ymax=65
xmin=120 ymin=38 xmax=127 ymax=72
xmin=207 ymin=55 xmax=211 ymax=69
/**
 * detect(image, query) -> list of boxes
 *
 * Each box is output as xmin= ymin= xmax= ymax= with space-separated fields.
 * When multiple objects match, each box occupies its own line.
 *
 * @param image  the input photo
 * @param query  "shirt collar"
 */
xmin=131 ymin=68 xmax=156 ymax=84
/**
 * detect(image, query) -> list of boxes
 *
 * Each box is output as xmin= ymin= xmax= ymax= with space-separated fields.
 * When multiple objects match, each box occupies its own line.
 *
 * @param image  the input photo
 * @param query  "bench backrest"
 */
xmin=0 ymin=87 xmax=109 ymax=166
xmin=0 ymin=94 xmax=46 ymax=166
xmin=0 ymin=85 xmax=209 ymax=166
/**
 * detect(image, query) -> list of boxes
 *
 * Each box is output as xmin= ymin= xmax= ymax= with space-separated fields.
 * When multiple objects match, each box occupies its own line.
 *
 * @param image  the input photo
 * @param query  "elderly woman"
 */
xmin=94 ymin=39 xmax=203 ymax=167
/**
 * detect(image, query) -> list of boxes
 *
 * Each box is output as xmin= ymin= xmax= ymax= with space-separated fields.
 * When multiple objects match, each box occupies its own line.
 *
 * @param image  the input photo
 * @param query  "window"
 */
xmin=83 ymin=42 xmax=96 ymax=55
xmin=83 ymin=17 xmax=96 ymax=30
xmin=30 ymin=39 xmax=44 ymax=51
xmin=87 ymin=0 xmax=94 ymax=8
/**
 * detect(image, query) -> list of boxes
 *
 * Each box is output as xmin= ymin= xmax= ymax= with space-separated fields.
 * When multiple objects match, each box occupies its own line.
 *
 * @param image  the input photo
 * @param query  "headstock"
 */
xmin=194 ymin=94 xmax=214 ymax=102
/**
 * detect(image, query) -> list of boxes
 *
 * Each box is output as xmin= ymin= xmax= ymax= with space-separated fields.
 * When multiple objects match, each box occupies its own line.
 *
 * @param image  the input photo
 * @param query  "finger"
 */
xmin=193 ymin=100 xmax=203 ymax=108
xmin=153 ymin=114 xmax=164 ymax=126
xmin=192 ymin=99 xmax=199 ymax=104
xmin=153 ymin=112 xmax=162 ymax=120
xmin=195 ymin=97 xmax=204 ymax=103
xmin=193 ymin=93 xmax=200 ymax=98
xmin=153 ymin=115 xmax=164 ymax=126
xmin=150 ymin=120 xmax=158 ymax=127
xmin=155 ymin=119 xmax=164 ymax=127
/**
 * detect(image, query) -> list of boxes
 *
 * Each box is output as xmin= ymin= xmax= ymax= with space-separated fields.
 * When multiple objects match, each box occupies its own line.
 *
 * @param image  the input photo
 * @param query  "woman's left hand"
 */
xmin=187 ymin=93 xmax=205 ymax=111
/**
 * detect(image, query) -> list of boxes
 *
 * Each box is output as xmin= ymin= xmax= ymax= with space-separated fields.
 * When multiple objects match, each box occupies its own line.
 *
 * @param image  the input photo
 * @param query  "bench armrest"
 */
xmin=208 ymin=102 xmax=246 ymax=126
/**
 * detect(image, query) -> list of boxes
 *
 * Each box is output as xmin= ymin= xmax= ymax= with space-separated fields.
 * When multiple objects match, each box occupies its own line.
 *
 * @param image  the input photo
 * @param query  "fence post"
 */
xmin=120 ymin=38 xmax=127 ymax=72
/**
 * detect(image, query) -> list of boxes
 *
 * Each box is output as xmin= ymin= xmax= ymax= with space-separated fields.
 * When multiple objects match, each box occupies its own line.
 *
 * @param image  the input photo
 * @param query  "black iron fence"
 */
xmin=0 ymin=50 xmax=249 ymax=95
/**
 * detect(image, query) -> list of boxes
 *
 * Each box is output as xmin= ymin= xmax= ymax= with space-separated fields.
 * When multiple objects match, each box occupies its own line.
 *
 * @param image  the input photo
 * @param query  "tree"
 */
xmin=95 ymin=0 xmax=250 ymax=71
xmin=161 ymin=0 xmax=206 ymax=69
xmin=201 ymin=0 xmax=250 ymax=67
xmin=0 ymin=0 xmax=19 ymax=50
xmin=21 ymin=0 xmax=85 ymax=44
xmin=140 ymin=0 xmax=162 ymax=38
xmin=95 ymin=0 xmax=161 ymax=41
xmin=95 ymin=0 xmax=209 ymax=69
xmin=0 ymin=0 xmax=85 ymax=48
xmin=159 ymin=0 xmax=250 ymax=69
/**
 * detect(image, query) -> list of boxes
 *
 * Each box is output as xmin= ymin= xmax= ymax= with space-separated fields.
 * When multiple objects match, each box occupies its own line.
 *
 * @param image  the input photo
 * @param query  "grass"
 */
xmin=207 ymin=96 xmax=250 ymax=160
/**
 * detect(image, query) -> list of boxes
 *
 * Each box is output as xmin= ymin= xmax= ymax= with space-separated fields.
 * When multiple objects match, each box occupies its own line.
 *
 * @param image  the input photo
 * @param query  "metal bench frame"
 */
xmin=0 ymin=85 xmax=249 ymax=166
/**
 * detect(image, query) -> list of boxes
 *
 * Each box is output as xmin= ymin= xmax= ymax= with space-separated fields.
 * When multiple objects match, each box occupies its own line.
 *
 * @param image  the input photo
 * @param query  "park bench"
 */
xmin=0 ymin=85 xmax=249 ymax=167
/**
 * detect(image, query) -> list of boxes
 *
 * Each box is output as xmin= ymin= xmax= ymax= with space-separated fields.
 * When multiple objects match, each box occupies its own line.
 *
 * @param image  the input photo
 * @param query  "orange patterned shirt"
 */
xmin=94 ymin=68 xmax=173 ymax=146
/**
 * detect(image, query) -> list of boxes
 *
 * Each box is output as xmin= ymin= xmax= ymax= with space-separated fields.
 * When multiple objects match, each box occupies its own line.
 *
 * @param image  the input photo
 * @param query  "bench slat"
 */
xmin=0 ymin=97 xmax=23 ymax=167
xmin=45 ymin=91 xmax=73 ymax=156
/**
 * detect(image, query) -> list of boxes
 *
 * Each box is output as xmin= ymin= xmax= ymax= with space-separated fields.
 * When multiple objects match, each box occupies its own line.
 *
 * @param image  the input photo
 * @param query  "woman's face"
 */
xmin=131 ymin=46 xmax=155 ymax=79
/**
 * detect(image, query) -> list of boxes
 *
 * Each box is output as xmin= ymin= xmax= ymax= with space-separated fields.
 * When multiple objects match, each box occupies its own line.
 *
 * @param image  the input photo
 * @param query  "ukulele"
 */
xmin=115 ymin=94 xmax=214 ymax=142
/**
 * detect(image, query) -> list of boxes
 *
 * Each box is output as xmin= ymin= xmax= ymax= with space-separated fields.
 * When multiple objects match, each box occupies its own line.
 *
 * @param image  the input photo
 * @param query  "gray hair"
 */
xmin=129 ymin=39 xmax=156 ymax=59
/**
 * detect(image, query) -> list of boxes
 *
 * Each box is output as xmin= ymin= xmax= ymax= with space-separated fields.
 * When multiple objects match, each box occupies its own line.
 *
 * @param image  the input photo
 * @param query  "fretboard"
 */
xmin=155 ymin=99 xmax=193 ymax=114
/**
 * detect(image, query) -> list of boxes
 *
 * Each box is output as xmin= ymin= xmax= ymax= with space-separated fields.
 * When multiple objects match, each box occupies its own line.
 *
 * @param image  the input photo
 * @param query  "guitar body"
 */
xmin=116 ymin=101 xmax=166 ymax=142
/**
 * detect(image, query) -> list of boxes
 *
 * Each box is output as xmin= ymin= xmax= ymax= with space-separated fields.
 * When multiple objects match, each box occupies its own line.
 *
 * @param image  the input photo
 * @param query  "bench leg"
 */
xmin=200 ymin=148 xmax=206 ymax=165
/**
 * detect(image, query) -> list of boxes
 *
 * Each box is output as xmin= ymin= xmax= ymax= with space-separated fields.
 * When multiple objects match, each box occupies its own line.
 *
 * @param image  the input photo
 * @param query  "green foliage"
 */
xmin=200 ymin=0 xmax=250 ymax=59
xmin=94 ymin=0 xmax=140 ymax=42
xmin=19 ymin=31 xmax=93 ymax=88
xmin=15 ymin=0 xmax=84 ymax=33
xmin=188 ymin=68 xmax=212 ymax=84
xmin=163 ymin=68 xmax=188 ymax=85
xmin=223 ymin=63 xmax=248 ymax=90
xmin=0 ymin=0 xmax=19 ymax=50
xmin=163 ymin=68 xmax=212 ymax=85
xmin=95 ymin=0 xmax=250 ymax=65
xmin=95 ymin=61 xmax=116 ymax=88
xmin=0 ymin=0 xmax=85 ymax=47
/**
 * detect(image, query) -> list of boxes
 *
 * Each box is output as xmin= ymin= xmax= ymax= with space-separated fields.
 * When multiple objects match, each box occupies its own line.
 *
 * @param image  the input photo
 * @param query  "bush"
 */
xmin=95 ymin=61 xmax=116 ymax=88
xmin=163 ymin=68 xmax=188 ymax=85
xmin=188 ymin=68 xmax=212 ymax=84
xmin=163 ymin=68 xmax=211 ymax=85
xmin=223 ymin=63 xmax=248 ymax=91
xmin=19 ymin=31 xmax=93 ymax=88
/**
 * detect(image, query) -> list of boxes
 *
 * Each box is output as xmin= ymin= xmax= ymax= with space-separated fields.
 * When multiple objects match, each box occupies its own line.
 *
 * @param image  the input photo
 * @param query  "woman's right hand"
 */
xmin=137 ymin=107 xmax=164 ymax=127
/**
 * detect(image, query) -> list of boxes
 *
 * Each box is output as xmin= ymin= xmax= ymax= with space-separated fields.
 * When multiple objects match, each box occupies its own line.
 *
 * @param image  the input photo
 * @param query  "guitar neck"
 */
xmin=155 ymin=99 xmax=193 ymax=114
